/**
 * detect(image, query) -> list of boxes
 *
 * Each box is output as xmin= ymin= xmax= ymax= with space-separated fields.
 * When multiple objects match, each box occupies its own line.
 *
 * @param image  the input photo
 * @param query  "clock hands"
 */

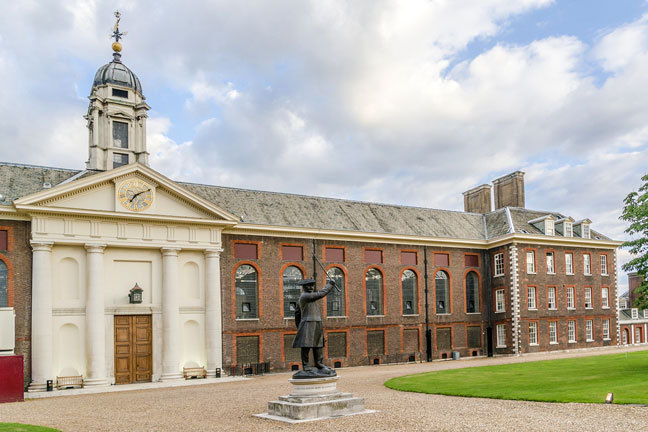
xmin=129 ymin=188 xmax=151 ymax=203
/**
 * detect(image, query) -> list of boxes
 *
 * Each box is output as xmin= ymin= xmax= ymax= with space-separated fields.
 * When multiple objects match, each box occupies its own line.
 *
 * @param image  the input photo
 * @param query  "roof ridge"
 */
xmin=0 ymin=161 xmax=80 ymax=172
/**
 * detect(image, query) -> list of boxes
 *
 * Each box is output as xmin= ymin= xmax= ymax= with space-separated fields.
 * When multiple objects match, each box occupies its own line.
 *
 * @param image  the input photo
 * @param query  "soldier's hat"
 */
xmin=297 ymin=278 xmax=316 ymax=286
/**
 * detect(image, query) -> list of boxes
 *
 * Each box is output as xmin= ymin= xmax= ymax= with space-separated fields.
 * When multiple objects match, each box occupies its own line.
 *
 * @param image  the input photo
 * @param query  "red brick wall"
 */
xmin=220 ymin=234 xmax=492 ymax=369
xmin=516 ymin=243 xmax=617 ymax=353
xmin=0 ymin=220 xmax=32 ymax=388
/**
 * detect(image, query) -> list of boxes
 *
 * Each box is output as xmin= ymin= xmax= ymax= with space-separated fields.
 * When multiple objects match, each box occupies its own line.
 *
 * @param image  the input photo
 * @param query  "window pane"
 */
xmin=366 ymin=269 xmax=383 ymax=315
xmin=113 ymin=152 xmax=129 ymax=168
xmin=283 ymin=266 xmax=303 ymax=318
xmin=496 ymin=324 xmax=506 ymax=347
xmin=435 ymin=271 xmax=449 ymax=314
xmin=466 ymin=271 xmax=479 ymax=313
xmin=112 ymin=121 xmax=129 ymax=148
xmin=402 ymin=269 xmax=417 ymax=314
xmin=235 ymin=265 xmax=258 ymax=319
xmin=0 ymin=260 xmax=7 ymax=307
xmin=327 ymin=267 xmax=345 ymax=317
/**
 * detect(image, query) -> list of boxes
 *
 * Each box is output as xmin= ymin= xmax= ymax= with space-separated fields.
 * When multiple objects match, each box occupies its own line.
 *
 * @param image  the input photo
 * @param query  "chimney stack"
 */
xmin=463 ymin=184 xmax=492 ymax=214
xmin=493 ymin=171 xmax=525 ymax=209
xmin=629 ymin=272 xmax=644 ymax=308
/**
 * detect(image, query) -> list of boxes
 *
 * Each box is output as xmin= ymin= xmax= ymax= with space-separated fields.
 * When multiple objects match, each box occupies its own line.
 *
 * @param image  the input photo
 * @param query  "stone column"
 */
xmin=84 ymin=243 xmax=108 ymax=387
xmin=161 ymin=247 xmax=182 ymax=380
xmin=29 ymin=241 xmax=53 ymax=391
xmin=205 ymin=247 xmax=223 ymax=377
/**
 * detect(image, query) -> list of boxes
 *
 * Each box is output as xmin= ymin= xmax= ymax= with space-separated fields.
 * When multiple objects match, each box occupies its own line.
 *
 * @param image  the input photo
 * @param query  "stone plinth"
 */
xmin=256 ymin=376 xmax=376 ymax=423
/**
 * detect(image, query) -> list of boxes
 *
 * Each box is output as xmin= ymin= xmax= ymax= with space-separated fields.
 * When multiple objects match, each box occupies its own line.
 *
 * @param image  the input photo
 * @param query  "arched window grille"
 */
xmin=401 ymin=269 xmax=417 ymax=314
xmin=435 ymin=270 xmax=449 ymax=314
xmin=326 ymin=267 xmax=345 ymax=317
xmin=466 ymin=271 xmax=479 ymax=313
xmin=283 ymin=266 xmax=303 ymax=317
xmin=366 ymin=268 xmax=383 ymax=316
xmin=235 ymin=264 xmax=258 ymax=319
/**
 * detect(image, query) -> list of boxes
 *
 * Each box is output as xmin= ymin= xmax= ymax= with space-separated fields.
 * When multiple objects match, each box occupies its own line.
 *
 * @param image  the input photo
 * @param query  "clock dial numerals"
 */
xmin=117 ymin=179 xmax=154 ymax=212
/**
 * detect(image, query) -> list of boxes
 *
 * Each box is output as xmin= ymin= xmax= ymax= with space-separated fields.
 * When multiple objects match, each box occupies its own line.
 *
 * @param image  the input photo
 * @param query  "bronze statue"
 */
xmin=292 ymin=278 xmax=337 ymax=378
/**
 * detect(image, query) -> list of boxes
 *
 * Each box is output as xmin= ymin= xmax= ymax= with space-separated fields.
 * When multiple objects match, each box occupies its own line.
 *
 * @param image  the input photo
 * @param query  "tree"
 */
xmin=621 ymin=173 xmax=648 ymax=310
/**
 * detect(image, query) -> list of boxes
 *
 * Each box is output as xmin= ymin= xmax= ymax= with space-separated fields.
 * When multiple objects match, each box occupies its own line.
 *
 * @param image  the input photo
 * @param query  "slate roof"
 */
xmin=0 ymin=161 xmax=614 ymax=243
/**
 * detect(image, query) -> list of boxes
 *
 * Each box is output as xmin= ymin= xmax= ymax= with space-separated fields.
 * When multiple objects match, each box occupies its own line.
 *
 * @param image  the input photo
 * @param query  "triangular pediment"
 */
xmin=13 ymin=163 xmax=239 ymax=225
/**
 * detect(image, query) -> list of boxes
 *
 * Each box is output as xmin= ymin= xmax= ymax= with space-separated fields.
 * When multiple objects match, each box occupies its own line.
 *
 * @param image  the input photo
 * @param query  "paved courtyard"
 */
xmin=2 ymin=346 xmax=648 ymax=431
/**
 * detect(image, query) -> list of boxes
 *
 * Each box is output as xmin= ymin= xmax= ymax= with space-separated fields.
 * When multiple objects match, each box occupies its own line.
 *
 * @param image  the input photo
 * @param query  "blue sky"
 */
xmin=1 ymin=1 xmax=647 ymax=293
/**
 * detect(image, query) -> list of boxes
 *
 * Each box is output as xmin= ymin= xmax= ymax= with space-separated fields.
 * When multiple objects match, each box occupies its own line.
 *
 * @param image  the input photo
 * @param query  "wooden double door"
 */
xmin=114 ymin=315 xmax=152 ymax=384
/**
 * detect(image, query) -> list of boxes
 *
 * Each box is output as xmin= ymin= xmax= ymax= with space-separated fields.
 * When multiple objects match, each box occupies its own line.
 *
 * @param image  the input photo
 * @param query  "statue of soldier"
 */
xmin=292 ymin=277 xmax=337 ymax=378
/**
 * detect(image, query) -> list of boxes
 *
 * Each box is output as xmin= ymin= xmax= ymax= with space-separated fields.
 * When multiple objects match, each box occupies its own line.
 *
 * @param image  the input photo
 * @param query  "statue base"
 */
xmin=255 ymin=376 xmax=376 ymax=423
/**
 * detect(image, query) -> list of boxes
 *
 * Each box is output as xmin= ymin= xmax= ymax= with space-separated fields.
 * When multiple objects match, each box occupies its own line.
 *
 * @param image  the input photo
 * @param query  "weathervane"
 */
xmin=110 ymin=10 xmax=127 ymax=58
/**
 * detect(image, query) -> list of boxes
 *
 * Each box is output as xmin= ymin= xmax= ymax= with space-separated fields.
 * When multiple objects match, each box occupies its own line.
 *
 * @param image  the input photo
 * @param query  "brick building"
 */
xmin=619 ymin=273 xmax=648 ymax=345
xmin=0 ymin=28 xmax=622 ymax=390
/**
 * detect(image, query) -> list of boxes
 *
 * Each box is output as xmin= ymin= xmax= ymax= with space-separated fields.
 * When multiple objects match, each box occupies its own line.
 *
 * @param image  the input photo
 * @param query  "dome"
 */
xmin=92 ymin=53 xmax=143 ymax=95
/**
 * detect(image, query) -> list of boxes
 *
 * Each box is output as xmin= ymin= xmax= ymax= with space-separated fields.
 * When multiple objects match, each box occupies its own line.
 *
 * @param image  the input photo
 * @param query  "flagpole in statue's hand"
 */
xmin=313 ymin=253 xmax=342 ymax=293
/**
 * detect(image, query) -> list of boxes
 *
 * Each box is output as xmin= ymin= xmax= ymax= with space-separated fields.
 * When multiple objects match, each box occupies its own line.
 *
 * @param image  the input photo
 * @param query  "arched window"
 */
xmin=235 ymin=264 xmax=258 ymax=319
xmin=401 ymin=269 xmax=417 ymax=315
xmin=466 ymin=271 xmax=479 ymax=313
xmin=326 ymin=267 xmax=345 ymax=317
xmin=366 ymin=268 xmax=383 ymax=316
xmin=435 ymin=270 xmax=449 ymax=314
xmin=283 ymin=266 xmax=303 ymax=317
xmin=0 ymin=260 xmax=7 ymax=307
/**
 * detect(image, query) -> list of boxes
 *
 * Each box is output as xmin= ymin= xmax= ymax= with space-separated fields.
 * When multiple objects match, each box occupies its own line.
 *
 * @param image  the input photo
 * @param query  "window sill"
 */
xmin=494 ymin=274 xmax=505 ymax=278
xmin=601 ymin=274 xmax=609 ymax=277
xmin=546 ymin=272 xmax=556 ymax=275
xmin=436 ymin=313 xmax=451 ymax=316
xmin=549 ymin=342 xmax=558 ymax=345
xmin=327 ymin=316 xmax=347 ymax=319
xmin=284 ymin=317 xmax=295 ymax=320
xmin=568 ymin=340 xmax=576 ymax=344
xmin=567 ymin=307 xmax=575 ymax=310
xmin=602 ymin=306 xmax=610 ymax=309
xmin=466 ymin=312 xmax=481 ymax=315
xmin=585 ymin=307 xmax=593 ymax=310
xmin=495 ymin=310 xmax=506 ymax=314
xmin=236 ymin=318 xmax=260 ymax=321
xmin=603 ymin=338 xmax=611 ymax=341
xmin=528 ymin=308 xmax=537 ymax=311
xmin=586 ymin=339 xmax=594 ymax=343
xmin=367 ymin=315 xmax=385 ymax=318
xmin=402 ymin=314 xmax=420 ymax=317
xmin=566 ymin=273 xmax=574 ymax=276
xmin=584 ymin=274 xmax=592 ymax=277
xmin=527 ymin=272 xmax=536 ymax=275
xmin=529 ymin=343 xmax=539 ymax=346
xmin=548 ymin=307 xmax=557 ymax=310
xmin=496 ymin=345 xmax=506 ymax=349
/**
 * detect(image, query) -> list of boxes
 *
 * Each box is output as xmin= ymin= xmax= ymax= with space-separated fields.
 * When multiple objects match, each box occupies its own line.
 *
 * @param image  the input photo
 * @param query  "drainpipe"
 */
xmin=424 ymin=247 xmax=432 ymax=362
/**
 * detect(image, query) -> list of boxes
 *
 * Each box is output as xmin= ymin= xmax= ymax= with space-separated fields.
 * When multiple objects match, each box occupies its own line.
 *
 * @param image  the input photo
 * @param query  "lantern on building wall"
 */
xmin=129 ymin=283 xmax=143 ymax=304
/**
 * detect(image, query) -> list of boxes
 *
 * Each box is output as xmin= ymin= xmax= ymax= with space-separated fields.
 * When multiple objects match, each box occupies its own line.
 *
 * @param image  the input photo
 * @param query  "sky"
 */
xmin=1 ymin=0 xmax=647 ymax=294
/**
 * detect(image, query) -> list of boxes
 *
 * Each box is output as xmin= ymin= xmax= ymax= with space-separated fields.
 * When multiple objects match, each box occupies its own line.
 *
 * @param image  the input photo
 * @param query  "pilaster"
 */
xmin=160 ymin=247 xmax=182 ymax=380
xmin=205 ymin=246 xmax=223 ymax=377
xmin=84 ymin=243 xmax=109 ymax=387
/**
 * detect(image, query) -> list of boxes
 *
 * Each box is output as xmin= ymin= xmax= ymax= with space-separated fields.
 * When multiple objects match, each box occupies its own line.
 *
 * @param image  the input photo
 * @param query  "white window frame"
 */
xmin=632 ymin=308 xmax=638 ymax=319
xmin=527 ymin=287 xmax=537 ymax=310
xmin=586 ymin=320 xmax=593 ymax=342
xmin=546 ymin=252 xmax=555 ymax=274
xmin=545 ymin=220 xmax=555 ymax=236
xmin=548 ymin=287 xmax=556 ymax=309
xmin=529 ymin=322 xmax=538 ymax=345
xmin=568 ymin=320 xmax=576 ymax=343
xmin=567 ymin=287 xmax=575 ymax=309
xmin=600 ymin=255 xmax=608 ymax=276
xmin=495 ymin=289 xmax=505 ymax=313
xmin=582 ymin=224 xmax=590 ymax=239
xmin=601 ymin=288 xmax=609 ymax=309
xmin=583 ymin=254 xmax=591 ymax=275
xmin=565 ymin=253 xmax=573 ymax=275
xmin=549 ymin=321 xmax=558 ymax=344
xmin=644 ymin=310 xmax=648 ymax=319
xmin=526 ymin=251 xmax=535 ymax=274
xmin=494 ymin=253 xmax=504 ymax=277
xmin=496 ymin=324 xmax=506 ymax=348
xmin=564 ymin=222 xmax=573 ymax=237
xmin=603 ymin=320 xmax=610 ymax=340
xmin=584 ymin=287 xmax=592 ymax=309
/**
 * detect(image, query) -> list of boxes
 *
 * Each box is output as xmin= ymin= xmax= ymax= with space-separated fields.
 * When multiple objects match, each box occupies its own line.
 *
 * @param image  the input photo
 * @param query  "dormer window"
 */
xmin=573 ymin=219 xmax=592 ymax=239
xmin=528 ymin=215 xmax=557 ymax=235
xmin=582 ymin=224 xmax=590 ymax=239
xmin=632 ymin=308 xmax=639 ymax=319
xmin=564 ymin=222 xmax=573 ymax=237
xmin=113 ymin=121 xmax=129 ymax=149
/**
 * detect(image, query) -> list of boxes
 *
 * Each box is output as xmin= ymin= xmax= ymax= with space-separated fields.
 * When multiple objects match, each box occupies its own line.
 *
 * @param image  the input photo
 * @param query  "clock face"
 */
xmin=117 ymin=179 xmax=154 ymax=212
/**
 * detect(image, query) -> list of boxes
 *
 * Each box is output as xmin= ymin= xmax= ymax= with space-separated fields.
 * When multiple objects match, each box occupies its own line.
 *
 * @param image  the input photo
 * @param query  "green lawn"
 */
xmin=385 ymin=350 xmax=648 ymax=404
xmin=0 ymin=425 xmax=60 ymax=432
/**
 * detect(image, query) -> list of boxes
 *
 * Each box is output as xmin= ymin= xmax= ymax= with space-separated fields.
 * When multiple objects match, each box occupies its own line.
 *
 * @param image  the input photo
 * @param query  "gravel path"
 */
xmin=2 ymin=346 xmax=648 ymax=431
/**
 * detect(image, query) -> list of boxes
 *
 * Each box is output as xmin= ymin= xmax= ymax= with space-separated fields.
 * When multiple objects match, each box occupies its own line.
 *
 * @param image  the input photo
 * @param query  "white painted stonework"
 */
xmin=14 ymin=163 xmax=237 ymax=390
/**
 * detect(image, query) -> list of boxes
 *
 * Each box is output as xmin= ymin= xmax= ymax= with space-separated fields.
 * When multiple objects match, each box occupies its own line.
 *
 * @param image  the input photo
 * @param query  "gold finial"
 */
xmin=111 ymin=10 xmax=127 ymax=54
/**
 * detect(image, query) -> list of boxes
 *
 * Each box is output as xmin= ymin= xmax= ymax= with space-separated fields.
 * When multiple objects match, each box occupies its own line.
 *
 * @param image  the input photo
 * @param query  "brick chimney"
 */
xmin=493 ymin=171 xmax=525 ymax=209
xmin=463 ymin=184 xmax=492 ymax=214
xmin=629 ymin=272 xmax=644 ymax=308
